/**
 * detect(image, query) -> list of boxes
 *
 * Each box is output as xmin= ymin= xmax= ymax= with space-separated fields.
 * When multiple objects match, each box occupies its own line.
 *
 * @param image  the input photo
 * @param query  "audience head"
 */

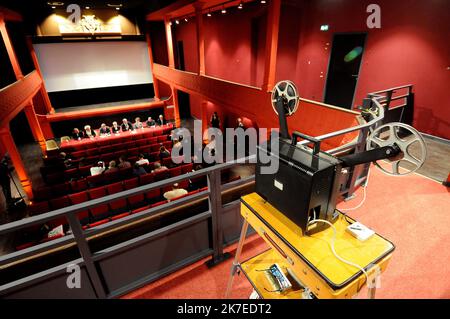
xmin=138 ymin=153 xmax=145 ymax=160
xmin=148 ymin=116 xmax=153 ymax=121
xmin=119 ymin=155 xmax=127 ymax=163
xmin=101 ymin=123 xmax=107 ymax=129
xmin=109 ymin=160 xmax=116 ymax=168
xmin=159 ymin=114 xmax=163 ymax=120
xmin=135 ymin=117 xmax=141 ymax=123
xmin=97 ymin=161 xmax=104 ymax=168
xmin=84 ymin=125 xmax=91 ymax=131
xmin=73 ymin=128 xmax=79 ymax=133
xmin=59 ymin=152 xmax=67 ymax=159
xmin=112 ymin=121 xmax=118 ymax=127
xmin=172 ymin=183 xmax=179 ymax=190
xmin=122 ymin=118 xmax=128 ymax=124
xmin=154 ymin=162 xmax=161 ymax=169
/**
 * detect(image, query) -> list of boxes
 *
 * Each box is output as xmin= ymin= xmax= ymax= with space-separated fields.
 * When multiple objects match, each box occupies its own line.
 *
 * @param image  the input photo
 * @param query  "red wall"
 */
xmin=275 ymin=0 xmax=450 ymax=139
xmin=172 ymin=18 xmax=199 ymax=73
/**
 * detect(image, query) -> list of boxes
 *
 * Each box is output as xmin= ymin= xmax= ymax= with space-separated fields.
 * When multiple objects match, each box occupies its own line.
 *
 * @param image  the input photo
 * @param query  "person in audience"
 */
xmin=156 ymin=114 xmax=165 ymax=126
xmin=118 ymin=156 xmax=131 ymax=169
xmin=105 ymin=160 xmax=119 ymax=173
xmin=146 ymin=116 xmax=156 ymax=127
xmin=134 ymin=117 xmax=143 ymax=130
xmin=90 ymin=161 xmax=105 ymax=176
xmin=205 ymin=135 xmax=217 ymax=156
xmin=210 ymin=112 xmax=220 ymax=129
xmin=99 ymin=123 xmax=111 ymax=136
xmin=163 ymin=183 xmax=188 ymax=201
xmin=159 ymin=145 xmax=170 ymax=161
xmin=84 ymin=125 xmax=96 ymax=138
xmin=58 ymin=152 xmax=74 ymax=169
xmin=172 ymin=139 xmax=183 ymax=155
xmin=111 ymin=121 xmax=121 ymax=134
xmin=0 ymin=156 xmax=13 ymax=207
xmin=236 ymin=117 xmax=246 ymax=129
xmin=121 ymin=118 xmax=133 ymax=132
xmin=169 ymin=130 xmax=176 ymax=141
xmin=133 ymin=162 xmax=147 ymax=176
xmin=72 ymin=128 xmax=84 ymax=140
xmin=136 ymin=153 xmax=150 ymax=166
xmin=152 ymin=162 xmax=168 ymax=173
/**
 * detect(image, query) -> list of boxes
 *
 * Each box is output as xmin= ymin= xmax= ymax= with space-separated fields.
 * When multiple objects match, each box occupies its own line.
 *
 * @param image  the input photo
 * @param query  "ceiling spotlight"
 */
xmin=85 ymin=6 xmax=90 ymax=9
xmin=52 ymin=6 xmax=56 ymax=9
xmin=238 ymin=2 xmax=243 ymax=9
xmin=47 ymin=2 xmax=65 ymax=6
xmin=169 ymin=21 xmax=172 ymax=26
xmin=221 ymin=6 xmax=226 ymax=14
xmin=116 ymin=7 xmax=120 ymax=10
xmin=261 ymin=0 xmax=266 ymax=3
xmin=184 ymin=18 xmax=188 ymax=22
xmin=175 ymin=20 xmax=180 ymax=24
xmin=207 ymin=11 xmax=212 ymax=17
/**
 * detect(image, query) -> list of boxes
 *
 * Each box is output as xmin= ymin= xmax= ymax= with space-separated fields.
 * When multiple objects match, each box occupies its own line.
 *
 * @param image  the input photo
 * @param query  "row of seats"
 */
xmin=34 ymin=163 xmax=194 ymax=201
xmin=20 ymin=173 xmax=242 ymax=251
xmin=59 ymin=126 xmax=173 ymax=153
xmin=41 ymin=140 xmax=173 ymax=184
xmin=69 ymin=135 xmax=170 ymax=159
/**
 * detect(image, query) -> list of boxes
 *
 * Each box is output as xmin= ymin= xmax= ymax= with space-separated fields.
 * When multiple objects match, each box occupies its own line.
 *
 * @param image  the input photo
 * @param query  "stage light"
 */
xmin=320 ymin=24 xmax=329 ymax=31
xmin=175 ymin=20 xmax=180 ymax=24
xmin=207 ymin=10 xmax=212 ymax=17
xmin=116 ymin=7 xmax=120 ymax=10
xmin=185 ymin=18 xmax=188 ymax=22
xmin=85 ymin=6 xmax=90 ymax=9
xmin=52 ymin=6 xmax=56 ymax=9
xmin=221 ymin=5 xmax=226 ymax=14
xmin=261 ymin=0 xmax=266 ymax=4
xmin=238 ymin=2 xmax=243 ymax=9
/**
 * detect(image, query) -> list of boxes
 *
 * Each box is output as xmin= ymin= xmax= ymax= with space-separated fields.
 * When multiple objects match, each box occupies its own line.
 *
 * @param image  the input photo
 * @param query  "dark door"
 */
xmin=324 ymin=33 xmax=366 ymax=109
xmin=177 ymin=91 xmax=191 ymax=119
xmin=176 ymin=40 xmax=185 ymax=71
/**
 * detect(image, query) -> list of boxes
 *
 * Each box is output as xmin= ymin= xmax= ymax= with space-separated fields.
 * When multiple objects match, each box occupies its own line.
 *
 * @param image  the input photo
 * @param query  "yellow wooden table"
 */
xmin=225 ymin=193 xmax=395 ymax=299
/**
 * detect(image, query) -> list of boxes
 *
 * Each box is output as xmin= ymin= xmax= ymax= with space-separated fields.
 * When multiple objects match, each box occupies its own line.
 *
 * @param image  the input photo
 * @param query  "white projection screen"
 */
xmin=34 ymin=41 xmax=153 ymax=92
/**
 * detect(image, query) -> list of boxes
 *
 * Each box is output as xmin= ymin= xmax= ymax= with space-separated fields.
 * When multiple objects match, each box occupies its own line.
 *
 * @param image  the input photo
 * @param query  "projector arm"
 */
xmin=339 ymin=144 xmax=402 ymax=168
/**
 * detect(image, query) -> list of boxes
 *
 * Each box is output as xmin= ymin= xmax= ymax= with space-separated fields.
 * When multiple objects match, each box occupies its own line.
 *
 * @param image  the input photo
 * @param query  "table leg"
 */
xmin=225 ymin=220 xmax=249 ymax=298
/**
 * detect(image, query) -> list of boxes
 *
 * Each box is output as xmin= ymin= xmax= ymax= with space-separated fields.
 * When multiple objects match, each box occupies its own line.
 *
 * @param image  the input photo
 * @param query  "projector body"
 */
xmin=256 ymin=136 xmax=342 ymax=234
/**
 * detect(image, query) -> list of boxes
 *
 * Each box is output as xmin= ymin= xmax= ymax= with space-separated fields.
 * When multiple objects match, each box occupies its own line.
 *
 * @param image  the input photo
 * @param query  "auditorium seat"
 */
xmin=86 ymin=149 xmax=99 ymax=157
xmin=49 ymin=196 xmax=71 ymax=211
xmin=157 ymin=136 xmax=166 ymax=143
xmin=70 ymin=179 xmax=88 ymax=192
xmin=124 ymin=178 xmax=146 ymax=209
xmin=136 ymin=139 xmax=147 ymax=147
xmin=169 ymin=167 xmax=182 ymax=177
xmin=181 ymin=163 xmax=194 ymax=174
xmin=154 ymin=170 xmax=169 ymax=182
xmin=64 ymin=168 xmax=79 ymax=181
xmin=68 ymin=192 xmax=90 ymax=223
xmin=29 ymin=201 xmax=50 ymax=216
xmin=33 ymin=186 xmax=51 ymax=201
xmin=118 ymin=167 xmax=133 ymax=179
xmin=145 ymin=188 xmax=161 ymax=204
xmin=87 ymin=174 xmax=105 ymax=187
xmin=51 ymin=182 xmax=71 ymax=197
xmin=106 ymin=182 xmax=128 ymax=213
xmin=79 ymin=166 xmax=91 ymax=177
xmin=87 ymin=187 xmax=110 ymax=220
xmin=139 ymin=173 xmax=154 ymax=185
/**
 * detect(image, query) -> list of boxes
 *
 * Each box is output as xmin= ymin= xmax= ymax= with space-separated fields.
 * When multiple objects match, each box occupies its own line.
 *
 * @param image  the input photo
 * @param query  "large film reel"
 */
xmin=271 ymin=80 xmax=300 ymax=116
xmin=367 ymin=122 xmax=427 ymax=176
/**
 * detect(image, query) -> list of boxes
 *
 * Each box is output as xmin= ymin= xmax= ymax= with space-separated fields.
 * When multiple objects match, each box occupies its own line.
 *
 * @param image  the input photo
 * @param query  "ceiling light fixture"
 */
xmin=85 ymin=6 xmax=90 ymax=9
xmin=207 ymin=10 xmax=212 ymax=17
xmin=175 ymin=20 xmax=180 ymax=24
xmin=47 ymin=2 xmax=64 ymax=6
xmin=52 ymin=6 xmax=56 ymax=9
xmin=238 ymin=2 xmax=243 ymax=9
xmin=185 ymin=18 xmax=188 ymax=22
xmin=221 ymin=5 xmax=226 ymax=14
xmin=261 ymin=0 xmax=266 ymax=4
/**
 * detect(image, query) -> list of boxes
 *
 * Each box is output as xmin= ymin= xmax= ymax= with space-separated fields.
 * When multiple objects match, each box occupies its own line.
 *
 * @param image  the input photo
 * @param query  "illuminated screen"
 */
xmin=34 ymin=41 xmax=153 ymax=92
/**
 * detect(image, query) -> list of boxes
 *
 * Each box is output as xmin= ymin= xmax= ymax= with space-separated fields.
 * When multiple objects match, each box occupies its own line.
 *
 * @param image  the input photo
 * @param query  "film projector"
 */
xmin=256 ymin=80 xmax=427 ymax=234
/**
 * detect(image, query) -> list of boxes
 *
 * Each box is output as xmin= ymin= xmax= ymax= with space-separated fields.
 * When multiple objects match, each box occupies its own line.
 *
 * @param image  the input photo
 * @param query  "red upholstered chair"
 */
xmin=106 ymin=182 xmax=128 ymax=213
xmin=70 ymin=178 xmax=88 ymax=193
xmin=136 ymin=139 xmax=147 ymax=147
xmin=139 ymin=173 xmax=154 ymax=185
xmin=169 ymin=167 xmax=182 ymax=178
xmin=145 ymin=188 xmax=161 ymax=204
xmin=124 ymin=178 xmax=146 ymax=209
xmin=49 ymin=196 xmax=71 ymax=211
xmin=96 ymin=139 xmax=110 ymax=147
xmin=86 ymin=149 xmax=99 ymax=157
xmin=148 ymin=137 xmax=158 ymax=144
xmin=128 ymin=147 xmax=140 ymax=157
xmin=87 ymin=187 xmax=110 ymax=220
xmin=33 ymin=186 xmax=52 ymax=201
xmin=28 ymin=201 xmax=50 ymax=216
xmin=51 ymin=182 xmax=71 ymax=197
xmin=64 ymin=168 xmax=79 ymax=181
xmin=157 ymin=136 xmax=167 ymax=143
xmin=181 ymin=163 xmax=194 ymax=174
xmin=87 ymin=173 xmax=105 ymax=187
xmin=119 ymin=167 xmax=133 ymax=180
xmin=153 ymin=169 xmax=169 ymax=182
xmin=68 ymin=191 xmax=90 ymax=223
xmin=78 ymin=166 xmax=92 ymax=178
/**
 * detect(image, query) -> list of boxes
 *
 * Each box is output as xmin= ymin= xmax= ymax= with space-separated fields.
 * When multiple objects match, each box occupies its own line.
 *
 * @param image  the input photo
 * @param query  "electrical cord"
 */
xmin=307 ymin=218 xmax=370 ymax=297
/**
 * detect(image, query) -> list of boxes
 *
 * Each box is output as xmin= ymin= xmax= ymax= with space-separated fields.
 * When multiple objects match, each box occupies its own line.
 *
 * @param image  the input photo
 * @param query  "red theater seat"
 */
xmin=181 ymin=163 xmax=194 ymax=174
xmin=139 ymin=173 xmax=154 ymax=185
xmin=169 ymin=167 xmax=182 ymax=177
xmin=68 ymin=192 xmax=90 ymax=222
xmin=124 ymin=178 xmax=146 ymax=208
xmin=145 ymin=188 xmax=161 ymax=204
xmin=29 ymin=201 xmax=50 ymax=216
xmin=106 ymin=182 xmax=128 ymax=213
xmin=51 ymin=182 xmax=71 ymax=197
xmin=33 ymin=187 xmax=52 ymax=201
xmin=87 ymin=187 xmax=109 ymax=220
xmin=70 ymin=179 xmax=88 ymax=192
xmin=153 ymin=170 xmax=169 ymax=182
xmin=49 ymin=196 xmax=71 ymax=211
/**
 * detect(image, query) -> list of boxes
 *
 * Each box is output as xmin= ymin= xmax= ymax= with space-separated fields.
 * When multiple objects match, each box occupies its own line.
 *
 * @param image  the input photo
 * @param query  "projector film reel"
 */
xmin=367 ymin=122 xmax=427 ymax=176
xmin=271 ymin=80 xmax=300 ymax=117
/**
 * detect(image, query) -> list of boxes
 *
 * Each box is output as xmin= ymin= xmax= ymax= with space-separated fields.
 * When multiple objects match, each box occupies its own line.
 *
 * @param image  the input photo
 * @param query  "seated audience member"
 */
xmin=118 ymin=156 xmax=131 ymax=169
xmin=84 ymin=125 xmax=96 ymax=138
xmin=90 ymin=161 xmax=105 ymax=176
xmin=136 ymin=154 xmax=150 ymax=166
xmin=210 ymin=112 xmax=220 ymax=129
xmin=156 ymin=114 xmax=165 ymax=126
xmin=111 ymin=121 xmax=121 ymax=134
xmin=134 ymin=117 xmax=143 ymax=130
xmin=105 ymin=160 xmax=119 ymax=173
xmin=146 ymin=116 xmax=156 ymax=127
xmin=205 ymin=135 xmax=217 ymax=156
xmin=172 ymin=139 xmax=183 ymax=155
xmin=236 ymin=117 xmax=246 ymax=129
xmin=99 ymin=123 xmax=111 ymax=136
xmin=72 ymin=128 xmax=84 ymax=140
xmin=58 ymin=152 xmax=73 ymax=169
xmin=163 ymin=183 xmax=188 ymax=201
xmin=152 ymin=162 xmax=168 ymax=173
xmin=133 ymin=162 xmax=147 ymax=176
xmin=159 ymin=145 xmax=170 ymax=161
xmin=121 ymin=118 xmax=133 ymax=132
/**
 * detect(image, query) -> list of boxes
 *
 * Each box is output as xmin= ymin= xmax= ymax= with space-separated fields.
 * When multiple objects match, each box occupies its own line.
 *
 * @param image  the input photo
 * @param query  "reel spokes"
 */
xmin=271 ymin=80 xmax=300 ymax=117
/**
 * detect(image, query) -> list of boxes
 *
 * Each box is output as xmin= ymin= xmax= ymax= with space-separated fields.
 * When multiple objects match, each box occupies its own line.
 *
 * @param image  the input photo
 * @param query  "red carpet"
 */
xmin=123 ymin=166 xmax=450 ymax=299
